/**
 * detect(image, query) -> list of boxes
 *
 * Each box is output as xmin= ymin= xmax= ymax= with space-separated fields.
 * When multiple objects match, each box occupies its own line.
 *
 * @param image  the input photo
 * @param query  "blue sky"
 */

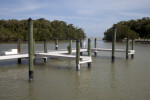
xmin=0 ymin=0 xmax=150 ymax=37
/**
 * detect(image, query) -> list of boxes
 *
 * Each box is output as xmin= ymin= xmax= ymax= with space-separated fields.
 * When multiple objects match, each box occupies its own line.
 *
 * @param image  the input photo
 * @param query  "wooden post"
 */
xmin=131 ymin=39 xmax=134 ymax=58
xmin=80 ymin=39 xmax=82 ymax=48
xmin=43 ymin=57 xmax=47 ymax=62
xmin=69 ymin=39 xmax=72 ymax=55
xmin=80 ymin=39 xmax=83 ymax=55
xmin=43 ymin=39 xmax=48 ymax=62
xmin=76 ymin=40 xmax=80 ymax=70
xmin=33 ymin=39 xmax=36 ymax=64
xmin=55 ymin=39 xmax=58 ymax=50
xmin=83 ymin=40 xmax=86 ymax=48
xmin=28 ymin=18 xmax=34 ymax=82
xmin=94 ymin=38 xmax=97 ymax=56
xmin=88 ymin=38 xmax=91 ymax=68
xmin=112 ymin=25 xmax=116 ymax=61
xmin=17 ymin=38 xmax=21 ymax=53
xmin=17 ymin=38 xmax=22 ymax=63
xmin=126 ymin=37 xmax=129 ymax=59
xmin=33 ymin=39 xmax=35 ymax=55
xmin=44 ymin=39 xmax=47 ymax=53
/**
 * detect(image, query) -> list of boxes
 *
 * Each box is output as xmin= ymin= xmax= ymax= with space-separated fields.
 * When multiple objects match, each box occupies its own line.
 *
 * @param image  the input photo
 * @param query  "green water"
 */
xmin=0 ymin=41 xmax=150 ymax=100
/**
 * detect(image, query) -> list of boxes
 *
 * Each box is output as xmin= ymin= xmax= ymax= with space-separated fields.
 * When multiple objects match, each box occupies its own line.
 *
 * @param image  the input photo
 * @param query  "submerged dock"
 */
xmin=0 ymin=49 xmax=92 ymax=63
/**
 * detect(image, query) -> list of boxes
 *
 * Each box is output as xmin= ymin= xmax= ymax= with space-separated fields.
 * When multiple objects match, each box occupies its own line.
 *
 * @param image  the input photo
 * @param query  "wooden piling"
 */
xmin=17 ymin=38 xmax=21 ymax=63
xmin=28 ymin=18 xmax=34 ymax=82
xmin=33 ymin=39 xmax=36 ymax=64
xmin=80 ymin=39 xmax=83 ymax=55
xmin=126 ymin=37 xmax=129 ymax=59
xmin=55 ymin=39 xmax=58 ymax=50
xmin=83 ymin=40 xmax=86 ymax=48
xmin=43 ymin=57 xmax=47 ymax=62
xmin=80 ymin=39 xmax=82 ymax=48
xmin=44 ymin=39 xmax=47 ymax=53
xmin=94 ymin=38 xmax=97 ymax=56
xmin=112 ymin=25 xmax=116 ymax=61
xmin=88 ymin=38 xmax=91 ymax=68
xmin=33 ymin=39 xmax=35 ymax=55
xmin=18 ymin=58 xmax=22 ymax=64
xmin=17 ymin=38 xmax=21 ymax=53
xmin=76 ymin=40 xmax=80 ymax=70
xmin=69 ymin=39 xmax=72 ymax=55
xmin=131 ymin=39 xmax=134 ymax=58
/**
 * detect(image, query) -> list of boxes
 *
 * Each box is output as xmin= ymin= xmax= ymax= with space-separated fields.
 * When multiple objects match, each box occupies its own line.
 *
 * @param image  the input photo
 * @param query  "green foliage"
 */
xmin=104 ymin=17 xmax=150 ymax=41
xmin=0 ymin=18 xmax=86 ymax=41
xmin=104 ymin=28 xmax=113 ymax=41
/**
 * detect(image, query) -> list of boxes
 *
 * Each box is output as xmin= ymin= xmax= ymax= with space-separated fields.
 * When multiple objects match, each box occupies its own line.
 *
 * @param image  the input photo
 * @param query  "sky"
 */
xmin=0 ymin=0 xmax=150 ymax=37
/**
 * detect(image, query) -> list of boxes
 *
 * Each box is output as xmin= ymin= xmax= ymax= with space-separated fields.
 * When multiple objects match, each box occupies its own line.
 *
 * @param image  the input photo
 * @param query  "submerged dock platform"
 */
xmin=0 ymin=48 xmax=92 ymax=68
xmin=92 ymin=48 xmax=135 ymax=55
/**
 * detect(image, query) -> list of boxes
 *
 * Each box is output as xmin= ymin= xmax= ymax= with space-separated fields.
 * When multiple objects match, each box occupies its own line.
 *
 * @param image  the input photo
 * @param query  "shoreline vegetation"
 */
xmin=103 ymin=17 xmax=150 ymax=41
xmin=1 ymin=17 xmax=150 ymax=42
xmin=0 ymin=18 xmax=86 ymax=42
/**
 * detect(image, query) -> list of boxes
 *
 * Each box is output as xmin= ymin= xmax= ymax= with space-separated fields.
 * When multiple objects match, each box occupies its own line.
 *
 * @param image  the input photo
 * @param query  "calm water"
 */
xmin=0 ymin=40 xmax=150 ymax=100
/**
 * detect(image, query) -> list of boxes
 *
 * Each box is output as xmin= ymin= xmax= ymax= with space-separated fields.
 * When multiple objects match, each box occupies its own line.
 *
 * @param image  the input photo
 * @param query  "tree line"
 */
xmin=0 ymin=18 xmax=86 ymax=41
xmin=103 ymin=17 xmax=150 ymax=41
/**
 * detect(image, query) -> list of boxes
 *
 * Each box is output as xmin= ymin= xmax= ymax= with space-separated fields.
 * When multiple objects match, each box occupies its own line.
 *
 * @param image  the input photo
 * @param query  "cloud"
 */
xmin=120 ymin=12 xmax=150 ymax=18
xmin=12 ymin=5 xmax=41 ymax=13
xmin=0 ymin=0 xmax=47 ymax=14
xmin=64 ymin=0 xmax=150 ymax=16
xmin=0 ymin=0 xmax=150 ymax=37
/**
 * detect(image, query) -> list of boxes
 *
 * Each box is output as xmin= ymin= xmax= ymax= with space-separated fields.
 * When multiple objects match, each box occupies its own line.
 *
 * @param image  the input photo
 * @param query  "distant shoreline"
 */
xmin=0 ymin=38 xmax=150 ymax=43
xmin=86 ymin=37 xmax=103 ymax=40
xmin=134 ymin=39 xmax=150 ymax=42
xmin=122 ymin=38 xmax=150 ymax=42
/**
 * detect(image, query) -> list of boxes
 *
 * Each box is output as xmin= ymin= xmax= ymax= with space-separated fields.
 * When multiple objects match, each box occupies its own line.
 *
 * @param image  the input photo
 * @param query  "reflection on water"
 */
xmin=0 ymin=41 xmax=150 ymax=100
xmin=110 ymin=63 xmax=116 ymax=91
xmin=75 ymin=70 xmax=92 ymax=100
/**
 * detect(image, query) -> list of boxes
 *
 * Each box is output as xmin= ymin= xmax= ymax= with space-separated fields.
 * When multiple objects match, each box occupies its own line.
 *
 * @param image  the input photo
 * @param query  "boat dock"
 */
xmin=0 ymin=49 xmax=92 ymax=64
xmin=0 ymin=18 xmax=135 ymax=82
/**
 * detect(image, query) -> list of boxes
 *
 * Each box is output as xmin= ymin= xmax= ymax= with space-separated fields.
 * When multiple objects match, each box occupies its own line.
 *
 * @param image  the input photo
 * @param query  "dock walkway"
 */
xmin=0 ymin=54 xmax=28 ymax=60
xmin=0 ymin=47 xmax=135 ymax=61
xmin=0 ymin=49 xmax=91 ymax=65
xmin=92 ymin=48 xmax=135 ymax=55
